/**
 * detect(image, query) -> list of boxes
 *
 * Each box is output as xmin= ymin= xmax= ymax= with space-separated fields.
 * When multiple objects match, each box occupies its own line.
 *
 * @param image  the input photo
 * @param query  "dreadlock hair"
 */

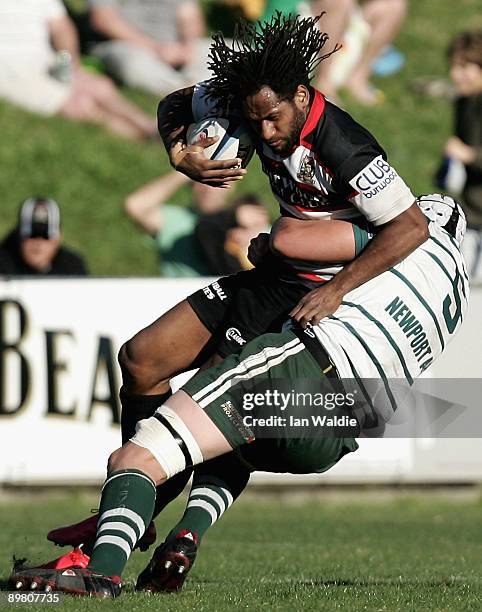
xmin=206 ymin=12 xmax=339 ymax=112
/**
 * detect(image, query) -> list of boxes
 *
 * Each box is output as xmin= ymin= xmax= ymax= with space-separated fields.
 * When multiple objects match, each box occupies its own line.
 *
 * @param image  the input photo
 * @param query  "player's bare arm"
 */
xmin=270 ymin=216 xmax=358 ymax=262
xmin=290 ymin=202 xmax=429 ymax=326
xmin=157 ymin=88 xmax=246 ymax=186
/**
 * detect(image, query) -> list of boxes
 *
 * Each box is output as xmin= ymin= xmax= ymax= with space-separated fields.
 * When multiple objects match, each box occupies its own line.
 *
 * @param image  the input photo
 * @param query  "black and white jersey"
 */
xmin=192 ymin=84 xmax=415 ymax=282
xmin=257 ymin=90 xmax=414 ymax=223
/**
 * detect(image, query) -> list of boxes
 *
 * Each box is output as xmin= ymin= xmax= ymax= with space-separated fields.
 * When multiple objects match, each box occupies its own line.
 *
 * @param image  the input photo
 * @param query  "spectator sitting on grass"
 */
xmin=259 ymin=0 xmax=407 ymax=105
xmin=195 ymin=192 xmax=270 ymax=275
xmin=124 ymin=171 xmax=269 ymax=277
xmin=88 ymin=0 xmax=212 ymax=96
xmin=0 ymin=0 xmax=157 ymax=140
xmin=0 ymin=197 xmax=88 ymax=276
xmin=444 ymin=31 xmax=482 ymax=282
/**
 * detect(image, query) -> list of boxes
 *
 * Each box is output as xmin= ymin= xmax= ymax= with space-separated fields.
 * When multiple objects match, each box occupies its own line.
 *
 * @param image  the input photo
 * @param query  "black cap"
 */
xmin=18 ymin=197 xmax=60 ymax=240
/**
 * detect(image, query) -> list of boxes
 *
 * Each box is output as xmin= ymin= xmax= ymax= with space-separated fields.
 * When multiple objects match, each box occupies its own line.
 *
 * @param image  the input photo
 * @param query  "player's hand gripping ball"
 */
xmin=187 ymin=118 xmax=254 ymax=168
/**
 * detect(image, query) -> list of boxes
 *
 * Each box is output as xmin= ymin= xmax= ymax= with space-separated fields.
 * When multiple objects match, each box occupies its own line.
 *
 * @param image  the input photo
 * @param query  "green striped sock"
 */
xmin=88 ymin=469 xmax=156 ymax=577
xmin=169 ymin=482 xmax=234 ymax=543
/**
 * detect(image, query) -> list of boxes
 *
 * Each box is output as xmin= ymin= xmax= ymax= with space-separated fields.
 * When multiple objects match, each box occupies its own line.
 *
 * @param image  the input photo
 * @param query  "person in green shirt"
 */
xmin=124 ymin=171 xmax=269 ymax=277
xmin=124 ymin=171 xmax=221 ymax=276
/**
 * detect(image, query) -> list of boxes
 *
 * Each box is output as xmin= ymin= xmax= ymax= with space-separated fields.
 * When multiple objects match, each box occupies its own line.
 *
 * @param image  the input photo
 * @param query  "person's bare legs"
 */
xmin=61 ymin=300 xmax=218 ymax=552
xmin=82 ymin=390 xmax=232 ymax=580
xmin=119 ymin=300 xmax=214 ymax=397
xmin=312 ymin=0 xmax=355 ymax=97
xmin=86 ymin=73 xmax=158 ymax=138
xmin=60 ymin=71 xmax=157 ymax=139
xmin=118 ymin=297 xmax=220 ymax=448
xmin=60 ymin=88 xmax=146 ymax=140
xmin=346 ymin=0 xmax=407 ymax=104
xmin=117 ymin=299 xmax=219 ymax=530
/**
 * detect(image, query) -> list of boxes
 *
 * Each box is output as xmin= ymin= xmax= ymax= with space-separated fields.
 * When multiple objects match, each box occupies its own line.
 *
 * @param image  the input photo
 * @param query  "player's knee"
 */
xmin=108 ymin=442 xmax=164 ymax=483
xmin=118 ymin=338 xmax=165 ymax=389
xmin=107 ymin=447 xmax=126 ymax=473
xmin=108 ymin=445 xmax=140 ymax=472
xmin=118 ymin=339 xmax=147 ymax=383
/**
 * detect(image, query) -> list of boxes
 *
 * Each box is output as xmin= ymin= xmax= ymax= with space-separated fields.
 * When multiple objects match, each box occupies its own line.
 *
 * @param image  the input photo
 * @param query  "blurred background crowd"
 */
xmin=0 ymin=0 xmax=481 ymax=281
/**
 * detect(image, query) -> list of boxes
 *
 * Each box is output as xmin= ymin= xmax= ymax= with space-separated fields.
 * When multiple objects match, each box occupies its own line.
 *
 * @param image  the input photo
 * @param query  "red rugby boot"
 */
xmin=47 ymin=513 xmax=156 ymax=552
xmin=9 ymin=565 xmax=121 ymax=598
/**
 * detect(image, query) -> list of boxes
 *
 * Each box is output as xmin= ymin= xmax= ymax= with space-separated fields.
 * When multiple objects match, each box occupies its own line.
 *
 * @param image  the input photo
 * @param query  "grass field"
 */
xmin=0 ymin=491 xmax=481 ymax=610
xmin=1 ymin=1 xmax=482 ymax=275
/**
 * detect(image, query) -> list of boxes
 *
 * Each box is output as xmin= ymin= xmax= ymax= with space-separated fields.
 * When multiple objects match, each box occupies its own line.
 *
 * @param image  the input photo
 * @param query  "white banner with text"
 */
xmin=0 ymin=278 xmax=481 ymax=485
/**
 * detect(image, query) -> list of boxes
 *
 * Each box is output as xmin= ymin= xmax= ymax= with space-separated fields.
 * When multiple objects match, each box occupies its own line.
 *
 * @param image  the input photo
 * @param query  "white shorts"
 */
xmin=0 ymin=64 xmax=71 ymax=116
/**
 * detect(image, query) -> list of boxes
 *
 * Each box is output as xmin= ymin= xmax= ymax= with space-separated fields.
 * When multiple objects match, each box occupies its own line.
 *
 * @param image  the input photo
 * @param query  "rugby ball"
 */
xmin=186 ymin=117 xmax=254 ymax=168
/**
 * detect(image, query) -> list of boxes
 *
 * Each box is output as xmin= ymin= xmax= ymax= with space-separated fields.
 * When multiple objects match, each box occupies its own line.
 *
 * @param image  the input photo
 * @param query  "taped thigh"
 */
xmin=130 ymin=406 xmax=203 ymax=478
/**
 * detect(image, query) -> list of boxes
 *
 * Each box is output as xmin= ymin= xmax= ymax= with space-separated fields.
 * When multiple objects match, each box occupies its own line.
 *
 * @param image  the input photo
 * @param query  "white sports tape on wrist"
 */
xmin=130 ymin=406 xmax=203 ymax=479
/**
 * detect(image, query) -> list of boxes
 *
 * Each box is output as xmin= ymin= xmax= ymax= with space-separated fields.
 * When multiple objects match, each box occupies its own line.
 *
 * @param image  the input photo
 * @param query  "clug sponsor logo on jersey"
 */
xmin=225 ymin=327 xmax=246 ymax=346
xmin=354 ymin=156 xmax=398 ymax=199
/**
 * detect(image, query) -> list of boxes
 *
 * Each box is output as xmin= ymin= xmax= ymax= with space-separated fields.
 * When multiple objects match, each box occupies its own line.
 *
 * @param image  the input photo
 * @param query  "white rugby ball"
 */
xmin=186 ymin=117 xmax=254 ymax=168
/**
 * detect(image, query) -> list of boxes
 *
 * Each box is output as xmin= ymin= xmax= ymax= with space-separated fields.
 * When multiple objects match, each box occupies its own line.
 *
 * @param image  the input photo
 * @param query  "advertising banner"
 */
xmin=1 ymin=278 xmax=481 ymax=485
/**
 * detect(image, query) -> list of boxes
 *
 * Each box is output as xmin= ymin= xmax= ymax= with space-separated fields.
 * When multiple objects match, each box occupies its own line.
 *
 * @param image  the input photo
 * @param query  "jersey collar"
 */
xmin=299 ymin=88 xmax=325 ymax=148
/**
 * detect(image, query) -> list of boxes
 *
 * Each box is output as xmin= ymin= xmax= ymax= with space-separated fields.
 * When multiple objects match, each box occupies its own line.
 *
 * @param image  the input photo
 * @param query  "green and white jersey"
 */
xmin=313 ymin=222 xmax=469 ymax=422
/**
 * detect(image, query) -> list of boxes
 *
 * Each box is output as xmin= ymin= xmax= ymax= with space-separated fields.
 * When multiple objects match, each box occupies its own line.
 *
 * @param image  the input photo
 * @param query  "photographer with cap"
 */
xmin=0 ymin=197 xmax=88 ymax=276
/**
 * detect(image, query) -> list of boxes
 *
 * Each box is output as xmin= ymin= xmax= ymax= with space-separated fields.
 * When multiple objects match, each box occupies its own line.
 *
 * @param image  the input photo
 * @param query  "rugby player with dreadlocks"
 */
xmin=10 ymin=13 xmax=468 ymax=598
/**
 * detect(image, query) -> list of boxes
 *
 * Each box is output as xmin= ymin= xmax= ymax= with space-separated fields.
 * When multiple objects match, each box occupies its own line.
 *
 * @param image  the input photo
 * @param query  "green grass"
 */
xmin=0 ymin=492 xmax=481 ymax=610
xmin=1 ymin=0 xmax=482 ymax=275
